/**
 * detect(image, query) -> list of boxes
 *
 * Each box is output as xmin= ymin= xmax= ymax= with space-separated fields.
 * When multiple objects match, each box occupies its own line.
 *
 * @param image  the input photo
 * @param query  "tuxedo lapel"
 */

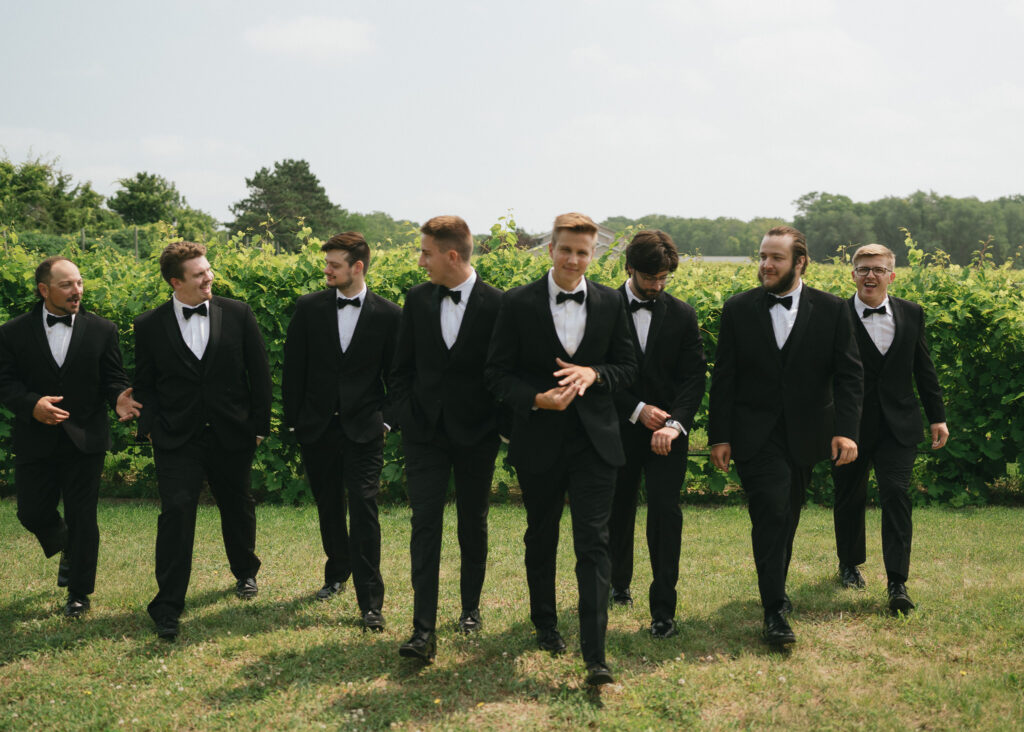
xmin=755 ymin=289 xmax=782 ymax=358
xmin=60 ymin=310 xmax=89 ymax=374
xmin=324 ymin=290 xmax=345 ymax=357
xmin=450 ymin=279 xmax=483 ymax=355
xmin=531 ymin=277 xmax=570 ymax=361
xmin=31 ymin=304 xmax=61 ymax=376
xmin=345 ymin=290 xmax=374 ymax=356
xmin=645 ymin=295 xmax=668 ymax=364
xmin=161 ymin=301 xmax=200 ymax=368
xmin=617 ymin=285 xmax=644 ymax=361
xmin=427 ymin=285 xmax=449 ymax=354
xmin=881 ymin=297 xmax=910 ymax=368
xmin=785 ymin=287 xmax=815 ymax=356
xmin=204 ymin=298 xmax=223 ymax=364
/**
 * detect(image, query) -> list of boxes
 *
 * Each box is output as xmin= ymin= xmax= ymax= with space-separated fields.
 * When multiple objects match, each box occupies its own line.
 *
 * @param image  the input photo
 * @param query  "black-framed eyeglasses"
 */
xmin=853 ymin=266 xmax=892 ymax=277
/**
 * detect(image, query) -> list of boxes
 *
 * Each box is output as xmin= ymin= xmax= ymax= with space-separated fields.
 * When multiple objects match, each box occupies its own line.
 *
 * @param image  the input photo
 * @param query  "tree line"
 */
xmin=3 ymin=154 xmax=1023 ymax=264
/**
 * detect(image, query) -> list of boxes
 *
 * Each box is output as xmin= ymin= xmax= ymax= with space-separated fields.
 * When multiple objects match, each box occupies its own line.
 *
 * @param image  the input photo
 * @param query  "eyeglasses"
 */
xmin=853 ymin=266 xmax=892 ymax=277
xmin=634 ymin=272 xmax=673 ymax=285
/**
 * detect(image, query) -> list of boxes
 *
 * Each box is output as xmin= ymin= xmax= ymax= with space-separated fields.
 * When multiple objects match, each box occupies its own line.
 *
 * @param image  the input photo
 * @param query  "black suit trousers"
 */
xmin=516 ymin=422 xmax=616 ymax=666
xmin=610 ymin=423 xmax=686 ymax=622
xmin=148 ymin=429 xmax=260 ymax=620
xmin=832 ymin=419 xmax=916 ymax=582
xmin=735 ymin=424 xmax=810 ymax=613
xmin=15 ymin=429 xmax=103 ymax=595
xmin=403 ymin=430 xmax=499 ymax=633
xmin=300 ymin=422 xmax=385 ymax=613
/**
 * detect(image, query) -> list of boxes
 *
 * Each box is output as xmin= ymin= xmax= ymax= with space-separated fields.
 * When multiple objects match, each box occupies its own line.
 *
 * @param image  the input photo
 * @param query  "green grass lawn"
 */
xmin=1 ymin=499 xmax=1022 ymax=730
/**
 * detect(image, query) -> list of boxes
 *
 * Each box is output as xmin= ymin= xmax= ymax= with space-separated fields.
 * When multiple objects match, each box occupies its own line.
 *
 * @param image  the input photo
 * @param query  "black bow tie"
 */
xmin=337 ymin=297 xmax=361 ymax=309
xmin=767 ymin=294 xmax=793 ymax=310
xmin=182 ymin=303 xmax=208 ymax=320
xmin=556 ymin=290 xmax=585 ymax=305
xmin=46 ymin=313 xmax=72 ymax=328
xmin=630 ymin=299 xmax=655 ymax=313
xmin=438 ymin=286 xmax=462 ymax=305
xmin=863 ymin=306 xmax=886 ymax=318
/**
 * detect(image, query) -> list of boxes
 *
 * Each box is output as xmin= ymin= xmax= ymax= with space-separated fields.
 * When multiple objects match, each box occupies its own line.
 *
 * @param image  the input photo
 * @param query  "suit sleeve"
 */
xmin=485 ymin=294 xmax=540 ymax=418
xmin=708 ymin=302 xmax=736 ymax=445
xmin=133 ymin=316 xmax=157 ymax=440
xmin=387 ymin=300 xmax=416 ymax=431
xmin=591 ymin=296 xmax=638 ymax=393
xmin=380 ymin=306 xmax=400 ymax=427
xmin=99 ymin=321 xmax=130 ymax=409
xmin=281 ymin=302 xmax=307 ymax=431
xmin=0 ymin=324 xmax=42 ymax=421
xmin=669 ymin=307 xmax=707 ymax=432
xmin=243 ymin=305 xmax=272 ymax=436
xmin=912 ymin=305 xmax=946 ymax=424
xmin=831 ymin=299 xmax=864 ymax=441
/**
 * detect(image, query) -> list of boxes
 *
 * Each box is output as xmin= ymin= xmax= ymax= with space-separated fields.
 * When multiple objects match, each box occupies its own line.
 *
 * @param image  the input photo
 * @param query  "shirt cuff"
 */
xmin=628 ymin=402 xmax=646 ymax=424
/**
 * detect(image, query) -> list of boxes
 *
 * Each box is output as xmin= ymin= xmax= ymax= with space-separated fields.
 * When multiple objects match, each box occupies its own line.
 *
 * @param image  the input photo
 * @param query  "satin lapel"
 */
xmin=204 ymin=298 xmax=223 ymax=364
xmin=645 ymin=295 xmax=668 ymax=365
xmin=346 ymin=290 xmax=373 ymax=356
xmin=428 ymin=285 xmax=448 ymax=354
xmin=31 ymin=303 xmax=61 ymax=376
xmin=450 ymin=279 xmax=483 ymax=354
xmin=618 ymin=285 xmax=644 ymax=361
xmin=532 ymin=278 xmax=569 ymax=361
xmin=60 ymin=310 xmax=89 ymax=374
xmin=574 ymin=279 xmax=602 ymax=358
xmin=160 ymin=301 xmax=200 ymax=367
xmin=755 ymin=289 xmax=781 ymax=358
xmin=882 ymin=297 xmax=909 ymax=368
xmin=851 ymin=297 xmax=884 ymax=359
xmin=785 ymin=287 xmax=814 ymax=356
xmin=322 ymin=290 xmax=344 ymax=356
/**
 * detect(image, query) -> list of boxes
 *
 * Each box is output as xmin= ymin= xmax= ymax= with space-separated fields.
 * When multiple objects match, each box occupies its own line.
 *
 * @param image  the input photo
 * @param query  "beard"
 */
xmin=758 ymin=263 xmax=798 ymax=295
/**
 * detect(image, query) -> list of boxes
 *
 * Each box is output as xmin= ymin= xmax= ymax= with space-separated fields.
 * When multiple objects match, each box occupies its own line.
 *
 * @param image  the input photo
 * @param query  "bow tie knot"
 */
xmin=556 ymin=290 xmax=585 ymax=305
xmin=46 ymin=313 xmax=73 ymax=328
xmin=629 ymin=299 xmax=655 ymax=313
xmin=438 ymin=286 xmax=462 ymax=304
xmin=862 ymin=305 xmax=886 ymax=318
xmin=767 ymin=294 xmax=793 ymax=310
xmin=337 ymin=297 xmax=361 ymax=309
xmin=182 ymin=303 xmax=208 ymax=320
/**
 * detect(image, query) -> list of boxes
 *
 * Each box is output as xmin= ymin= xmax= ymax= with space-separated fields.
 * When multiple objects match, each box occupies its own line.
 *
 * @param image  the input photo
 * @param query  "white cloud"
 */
xmin=243 ymin=16 xmax=374 ymax=62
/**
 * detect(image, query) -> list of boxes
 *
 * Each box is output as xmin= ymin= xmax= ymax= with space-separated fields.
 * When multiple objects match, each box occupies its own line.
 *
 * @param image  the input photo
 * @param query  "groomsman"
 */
xmin=134 ymin=241 xmax=271 ymax=640
xmin=609 ymin=230 xmax=706 ymax=638
xmin=709 ymin=226 xmax=862 ymax=647
xmin=832 ymin=244 xmax=947 ymax=613
xmin=486 ymin=212 xmax=637 ymax=686
xmin=0 ymin=256 xmax=140 ymax=617
xmin=282 ymin=232 xmax=401 ymax=631
xmin=390 ymin=215 xmax=503 ymax=663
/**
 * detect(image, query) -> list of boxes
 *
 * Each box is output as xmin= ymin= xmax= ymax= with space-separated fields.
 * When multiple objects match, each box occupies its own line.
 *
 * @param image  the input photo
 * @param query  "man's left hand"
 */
xmin=831 ymin=436 xmax=858 ymax=466
xmin=115 ymin=387 xmax=143 ymax=422
xmin=553 ymin=358 xmax=597 ymax=396
xmin=651 ymin=426 xmax=678 ymax=456
xmin=929 ymin=422 xmax=949 ymax=449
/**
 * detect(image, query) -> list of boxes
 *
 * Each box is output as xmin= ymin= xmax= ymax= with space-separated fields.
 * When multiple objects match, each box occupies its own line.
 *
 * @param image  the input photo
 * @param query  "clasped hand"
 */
xmin=534 ymin=358 xmax=598 ymax=411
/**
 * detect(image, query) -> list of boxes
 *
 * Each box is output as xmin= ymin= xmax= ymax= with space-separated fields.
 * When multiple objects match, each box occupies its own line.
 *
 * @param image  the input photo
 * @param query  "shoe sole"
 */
xmin=763 ymin=633 xmax=797 ymax=646
xmin=889 ymin=600 xmax=915 ymax=615
xmin=586 ymin=672 xmax=614 ymax=686
xmin=398 ymin=647 xmax=434 ymax=663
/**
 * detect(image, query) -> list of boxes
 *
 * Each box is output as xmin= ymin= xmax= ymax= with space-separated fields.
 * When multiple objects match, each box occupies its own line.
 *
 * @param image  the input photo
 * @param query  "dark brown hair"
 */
xmin=625 ymin=229 xmax=679 ymax=274
xmin=159 ymin=241 xmax=208 ymax=284
xmin=421 ymin=215 xmax=473 ymax=261
xmin=322 ymin=231 xmax=371 ymax=271
xmin=34 ymin=256 xmax=74 ymax=297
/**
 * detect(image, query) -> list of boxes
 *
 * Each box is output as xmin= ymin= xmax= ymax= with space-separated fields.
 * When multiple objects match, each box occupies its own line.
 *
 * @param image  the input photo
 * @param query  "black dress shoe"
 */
xmin=154 ymin=616 xmax=180 ymax=641
xmin=315 ymin=581 xmax=344 ymax=600
xmin=458 ymin=608 xmax=482 ymax=633
xmin=585 ymin=663 xmax=615 ymax=686
xmin=839 ymin=563 xmax=866 ymax=589
xmin=537 ymin=628 xmax=567 ymax=655
xmin=887 ymin=582 xmax=915 ymax=614
xmin=610 ymin=587 xmax=633 ymax=607
xmin=649 ymin=618 xmax=677 ymax=639
xmin=235 ymin=577 xmax=258 ymax=599
xmin=362 ymin=609 xmax=385 ymax=632
xmin=398 ymin=631 xmax=437 ymax=662
xmin=64 ymin=593 xmax=90 ymax=619
xmin=57 ymin=552 xmax=70 ymax=588
xmin=762 ymin=611 xmax=796 ymax=646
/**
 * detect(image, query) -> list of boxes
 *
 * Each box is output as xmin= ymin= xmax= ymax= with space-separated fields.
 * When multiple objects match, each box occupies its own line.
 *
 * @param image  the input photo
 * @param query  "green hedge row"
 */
xmin=1 ymin=223 xmax=1022 ymax=507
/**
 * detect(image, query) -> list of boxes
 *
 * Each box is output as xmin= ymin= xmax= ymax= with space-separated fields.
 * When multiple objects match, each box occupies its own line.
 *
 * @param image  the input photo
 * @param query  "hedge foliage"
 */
xmin=1 ymin=222 xmax=1022 ymax=507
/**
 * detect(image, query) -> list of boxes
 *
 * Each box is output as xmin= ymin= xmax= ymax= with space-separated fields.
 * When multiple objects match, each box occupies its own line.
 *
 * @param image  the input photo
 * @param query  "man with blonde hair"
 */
xmin=832 ymin=243 xmax=948 ymax=614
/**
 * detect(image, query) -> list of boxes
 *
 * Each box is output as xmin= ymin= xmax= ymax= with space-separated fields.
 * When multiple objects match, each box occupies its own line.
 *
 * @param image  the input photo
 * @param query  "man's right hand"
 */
xmin=534 ymin=385 xmax=580 ymax=411
xmin=33 ymin=395 xmax=70 ymax=425
xmin=710 ymin=443 xmax=732 ymax=472
xmin=639 ymin=404 xmax=670 ymax=431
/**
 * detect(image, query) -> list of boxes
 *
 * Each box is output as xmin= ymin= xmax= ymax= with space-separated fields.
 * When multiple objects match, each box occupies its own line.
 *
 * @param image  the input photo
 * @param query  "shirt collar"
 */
xmin=548 ymin=269 xmax=587 ymax=302
xmin=449 ymin=268 xmax=476 ymax=299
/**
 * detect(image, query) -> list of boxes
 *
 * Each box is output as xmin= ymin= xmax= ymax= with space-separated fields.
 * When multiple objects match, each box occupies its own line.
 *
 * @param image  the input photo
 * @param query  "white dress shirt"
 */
xmin=42 ymin=307 xmax=74 ymax=367
xmin=547 ymin=269 xmax=587 ymax=357
xmin=337 ymin=285 xmax=367 ymax=352
xmin=172 ymin=294 xmax=211 ymax=360
xmin=624 ymin=281 xmax=651 ymax=424
xmin=768 ymin=280 xmax=803 ymax=349
xmin=854 ymin=294 xmax=895 ymax=355
xmin=440 ymin=269 xmax=476 ymax=349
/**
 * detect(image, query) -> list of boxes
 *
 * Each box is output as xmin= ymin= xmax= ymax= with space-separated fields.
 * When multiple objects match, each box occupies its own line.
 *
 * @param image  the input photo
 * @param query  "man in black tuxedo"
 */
xmin=709 ymin=226 xmax=862 ymax=647
xmin=832 ymin=244 xmax=948 ymax=613
xmin=609 ymin=230 xmax=706 ymax=639
xmin=282 ymin=232 xmax=400 ymax=631
xmin=486 ymin=212 xmax=637 ymax=686
xmin=390 ymin=215 xmax=503 ymax=663
xmin=134 ymin=241 xmax=271 ymax=640
xmin=0 ymin=256 xmax=140 ymax=618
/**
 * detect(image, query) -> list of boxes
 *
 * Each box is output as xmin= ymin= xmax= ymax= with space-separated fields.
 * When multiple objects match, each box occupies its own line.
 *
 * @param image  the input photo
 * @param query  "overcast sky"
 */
xmin=3 ymin=0 xmax=1023 ymax=234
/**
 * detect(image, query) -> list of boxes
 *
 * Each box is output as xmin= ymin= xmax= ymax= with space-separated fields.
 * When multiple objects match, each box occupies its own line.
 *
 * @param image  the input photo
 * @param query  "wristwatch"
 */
xmin=592 ymin=367 xmax=604 ymax=386
xmin=665 ymin=419 xmax=684 ymax=435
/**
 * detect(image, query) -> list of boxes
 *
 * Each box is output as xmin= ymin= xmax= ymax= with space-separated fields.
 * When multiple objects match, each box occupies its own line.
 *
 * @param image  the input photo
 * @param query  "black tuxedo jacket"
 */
xmin=848 ymin=296 xmax=945 ymax=447
xmin=709 ymin=285 xmax=863 ymax=466
xmin=133 ymin=296 xmax=272 ymax=451
xmin=282 ymin=288 xmax=401 ymax=444
xmin=613 ymin=285 xmax=707 ymax=433
xmin=485 ymin=275 xmax=638 ymax=472
xmin=0 ymin=303 xmax=129 ymax=460
xmin=390 ymin=277 xmax=503 ymax=446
